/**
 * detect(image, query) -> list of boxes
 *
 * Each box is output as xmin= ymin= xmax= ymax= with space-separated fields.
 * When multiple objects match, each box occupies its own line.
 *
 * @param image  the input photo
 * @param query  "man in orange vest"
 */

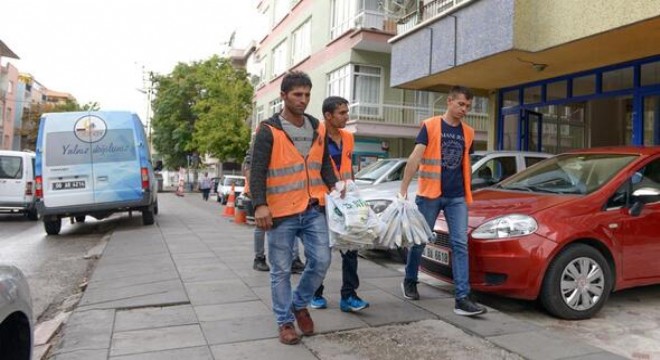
xmin=398 ymin=86 xmax=486 ymax=317
xmin=250 ymin=71 xmax=338 ymax=345
xmin=309 ymin=96 xmax=369 ymax=313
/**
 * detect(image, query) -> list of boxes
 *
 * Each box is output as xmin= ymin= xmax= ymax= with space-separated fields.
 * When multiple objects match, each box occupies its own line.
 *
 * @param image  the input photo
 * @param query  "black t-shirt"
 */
xmin=415 ymin=121 xmax=474 ymax=197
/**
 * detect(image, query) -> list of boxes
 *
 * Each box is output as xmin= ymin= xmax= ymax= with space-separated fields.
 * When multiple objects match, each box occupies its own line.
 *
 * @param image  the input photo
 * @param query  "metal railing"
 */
xmin=397 ymin=0 xmax=475 ymax=36
xmin=349 ymin=102 xmax=490 ymax=132
xmin=332 ymin=7 xmax=398 ymax=39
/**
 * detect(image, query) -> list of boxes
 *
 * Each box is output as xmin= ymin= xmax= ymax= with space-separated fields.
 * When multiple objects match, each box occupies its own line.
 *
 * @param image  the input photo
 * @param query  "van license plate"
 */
xmin=53 ymin=181 xmax=85 ymax=190
xmin=422 ymin=246 xmax=450 ymax=266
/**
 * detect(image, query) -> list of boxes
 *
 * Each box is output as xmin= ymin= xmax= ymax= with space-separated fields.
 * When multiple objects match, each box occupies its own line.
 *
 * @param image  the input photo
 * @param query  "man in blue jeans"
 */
xmin=398 ymin=85 xmax=486 ymax=317
xmin=250 ymin=71 xmax=338 ymax=345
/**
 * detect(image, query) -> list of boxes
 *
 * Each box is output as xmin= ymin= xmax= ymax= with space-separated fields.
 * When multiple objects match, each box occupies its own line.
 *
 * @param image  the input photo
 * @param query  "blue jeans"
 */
xmin=254 ymin=227 xmax=300 ymax=259
xmin=314 ymin=249 xmax=359 ymax=300
xmin=405 ymin=196 xmax=470 ymax=299
xmin=267 ymin=206 xmax=331 ymax=325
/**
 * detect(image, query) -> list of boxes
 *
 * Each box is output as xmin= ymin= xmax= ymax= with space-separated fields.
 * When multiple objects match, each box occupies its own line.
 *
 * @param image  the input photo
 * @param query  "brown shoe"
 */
xmin=293 ymin=307 xmax=314 ymax=336
xmin=278 ymin=323 xmax=300 ymax=345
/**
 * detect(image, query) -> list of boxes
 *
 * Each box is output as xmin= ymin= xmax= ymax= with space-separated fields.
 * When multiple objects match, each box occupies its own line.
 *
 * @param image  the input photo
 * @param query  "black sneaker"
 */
xmin=253 ymin=256 xmax=270 ymax=272
xmin=291 ymin=257 xmax=305 ymax=274
xmin=454 ymin=297 xmax=487 ymax=316
xmin=401 ymin=280 xmax=420 ymax=300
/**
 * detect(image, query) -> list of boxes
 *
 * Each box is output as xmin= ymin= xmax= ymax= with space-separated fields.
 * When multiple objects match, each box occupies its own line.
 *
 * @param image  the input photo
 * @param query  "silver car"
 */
xmin=0 ymin=264 xmax=33 ymax=359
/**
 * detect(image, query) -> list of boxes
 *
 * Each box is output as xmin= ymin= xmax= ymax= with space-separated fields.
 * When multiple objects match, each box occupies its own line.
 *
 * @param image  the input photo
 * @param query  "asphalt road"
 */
xmin=0 ymin=213 xmax=121 ymax=322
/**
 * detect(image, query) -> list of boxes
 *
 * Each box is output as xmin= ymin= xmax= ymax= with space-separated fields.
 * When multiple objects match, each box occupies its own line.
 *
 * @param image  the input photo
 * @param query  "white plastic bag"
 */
xmin=376 ymin=195 xmax=432 ymax=249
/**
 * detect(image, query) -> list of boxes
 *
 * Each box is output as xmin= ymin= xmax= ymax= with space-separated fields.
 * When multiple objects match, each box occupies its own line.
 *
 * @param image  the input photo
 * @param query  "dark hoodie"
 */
xmin=249 ymin=112 xmax=338 ymax=215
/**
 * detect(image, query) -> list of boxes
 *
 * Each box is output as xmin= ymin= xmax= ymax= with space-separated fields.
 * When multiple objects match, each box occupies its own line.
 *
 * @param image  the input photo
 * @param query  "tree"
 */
xmin=150 ymin=55 xmax=253 ymax=170
xmin=19 ymin=100 xmax=100 ymax=150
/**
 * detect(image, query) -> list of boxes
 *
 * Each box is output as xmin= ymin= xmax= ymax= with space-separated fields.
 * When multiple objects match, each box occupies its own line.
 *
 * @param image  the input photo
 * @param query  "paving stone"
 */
xmin=35 ymin=311 xmax=70 ymax=346
xmin=54 ymin=309 xmax=114 ymax=354
xmin=110 ymin=324 xmax=207 ymax=357
xmin=54 ymin=349 xmax=109 ymax=360
xmin=114 ymin=305 xmax=197 ymax=332
xmin=211 ymin=338 xmax=318 ymax=360
xmin=562 ymin=352 xmax=629 ymax=360
xmin=487 ymin=331 xmax=605 ymax=360
xmin=200 ymin=315 xmax=279 ymax=345
xmin=307 ymin=307 xmax=370 ymax=333
xmin=366 ymin=276 xmax=453 ymax=300
xmin=79 ymin=279 xmax=187 ymax=309
xmin=194 ymin=300 xmax=271 ymax=322
xmin=184 ymin=279 xmax=258 ymax=306
xmin=339 ymin=289 xmax=437 ymax=327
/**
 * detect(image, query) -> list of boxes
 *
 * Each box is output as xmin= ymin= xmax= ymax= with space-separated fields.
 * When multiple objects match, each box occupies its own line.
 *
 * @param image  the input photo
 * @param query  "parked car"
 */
xmin=355 ymin=158 xmax=408 ymax=186
xmin=35 ymin=111 xmax=159 ymax=235
xmin=421 ymin=146 xmax=660 ymax=320
xmin=216 ymin=175 xmax=246 ymax=204
xmin=0 ymin=264 xmax=33 ymax=359
xmin=361 ymin=150 xmax=552 ymax=213
xmin=0 ymin=150 xmax=39 ymax=220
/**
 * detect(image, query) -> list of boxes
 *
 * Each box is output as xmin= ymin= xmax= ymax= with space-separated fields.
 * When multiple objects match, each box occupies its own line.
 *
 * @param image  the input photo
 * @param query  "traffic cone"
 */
xmin=234 ymin=205 xmax=246 ymax=224
xmin=222 ymin=184 xmax=236 ymax=217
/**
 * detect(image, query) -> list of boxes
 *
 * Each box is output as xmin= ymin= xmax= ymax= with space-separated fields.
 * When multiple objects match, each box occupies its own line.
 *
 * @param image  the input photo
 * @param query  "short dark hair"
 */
xmin=322 ymin=96 xmax=349 ymax=115
xmin=448 ymin=85 xmax=474 ymax=101
xmin=281 ymin=71 xmax=312 ymax=93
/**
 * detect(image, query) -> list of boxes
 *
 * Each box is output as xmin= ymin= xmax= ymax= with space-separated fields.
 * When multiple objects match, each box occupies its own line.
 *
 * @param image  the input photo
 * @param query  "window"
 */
xmin=602 ymin=67 xmax=633 ymax=92
xmin=269 ymin=98 xmax=283 ymax=115
xmin=641 ymin=61 xmax=660 ymax=86
xmin=291 ymin=19 xmax=311 ymax=65
xmin=330 ymin=0 xmax=356 ymax=39
xmin=572 ymin=74 xmax=596 ymax=97
xmin=327 ymin=64 xmax=351 ymax=98
xmin=7 ymin=81 xmax=13 ymax=94
xmin=525 ymin=157 xmax=547 ymax=168
xmin=503 ymin=89 xmax=519 ymax=107
xmin=256 ymin=106 xmax=265 ymax=122
xmin=273 ymin=0 xmax=289 ymax=26
xmin=271 ymin=41 xmax=287 ymax=78
xmin=477 ymin=156 xmax=517 ymax=183
xmin=546 ymin=80 xmax=567 ymax=101
xmin=524 ymin=86 xmax=542 ymax=104
xmin=632 ymin=159 xmax=660 ymax=204
xmin=0 ymin=155 xmax=22 ymax=179
xmin=353 ymin=65 xmax=381 ymax=116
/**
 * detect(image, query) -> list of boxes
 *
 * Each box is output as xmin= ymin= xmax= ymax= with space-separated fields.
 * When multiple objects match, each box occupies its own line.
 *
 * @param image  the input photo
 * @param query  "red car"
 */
xmin=421 ymin=146 xmax=660 ymax=320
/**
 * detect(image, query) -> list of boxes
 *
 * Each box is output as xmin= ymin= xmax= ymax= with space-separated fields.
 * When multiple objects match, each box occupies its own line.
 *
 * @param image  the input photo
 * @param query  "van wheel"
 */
xmin=44 ymin=220 xmax=62 ymax=235
xmin=540 ymin=244 xmax=612 ymax=320
xmin=27 ymin=209 xmax=39 ymax=221
xmin=75 ymin=216 xmax=86 ymax=223
xmin=142 ymin=207 xmax=155 ymax=225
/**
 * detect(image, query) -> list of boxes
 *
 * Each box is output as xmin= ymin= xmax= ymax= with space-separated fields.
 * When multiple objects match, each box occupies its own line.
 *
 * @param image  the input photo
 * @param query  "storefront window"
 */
xmin=546 ymin=80 xmax=567 ymax=101
xmin=641 ymin=61 xmax=660 ymax=86
xmin=572 ymin=75 xmax=596 ymax=97
xmin=503 ymin=89 xmax=519 ymax=107
xmin=524 ymin=86 xmax=542 ymax=105
xmin=602 ymin=67 xmax=633 ymax=92
xmin=644 ymin=95 xmax=660 ymax=145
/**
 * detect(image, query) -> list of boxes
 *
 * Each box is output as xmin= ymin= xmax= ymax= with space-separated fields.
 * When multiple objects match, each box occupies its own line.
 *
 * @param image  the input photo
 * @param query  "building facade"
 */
xmin=249 ymin=0 xmax=490 ymax=171
xmin=390 ymin=0 xmax=660 ymax=152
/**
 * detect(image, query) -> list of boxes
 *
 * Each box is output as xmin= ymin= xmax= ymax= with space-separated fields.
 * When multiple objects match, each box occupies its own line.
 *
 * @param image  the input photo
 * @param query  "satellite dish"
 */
xmin=379 ymin=0 xmax=416 ymax=18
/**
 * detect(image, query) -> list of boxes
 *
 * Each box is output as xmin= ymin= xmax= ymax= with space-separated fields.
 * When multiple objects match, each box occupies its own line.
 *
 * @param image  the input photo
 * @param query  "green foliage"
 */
xmin=150 ymin=55 xmax=253 ymax=170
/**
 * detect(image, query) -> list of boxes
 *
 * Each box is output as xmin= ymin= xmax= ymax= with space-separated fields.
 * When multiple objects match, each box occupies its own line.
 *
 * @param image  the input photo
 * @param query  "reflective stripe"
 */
xmin=268 ymin=163 xmax=305 ymax=177
xmin=308 ymin=161 xmax=322 ymax=170
xmin=419 ymin=171 xmax=440 ymax=180
xmin=309 ymin=178 xmax=325 ymax=187
xmin=421 ymin=158 xmax=441 ymax=166
xmin=267 ymin=181 xmax=306 ymax=194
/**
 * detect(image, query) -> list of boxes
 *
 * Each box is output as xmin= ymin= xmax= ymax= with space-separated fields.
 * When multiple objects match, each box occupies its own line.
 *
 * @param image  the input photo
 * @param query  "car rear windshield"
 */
xmin=497 ymin=153 xmax=638 ymax=195
xmin=224 ymin=178 xmax=245 ymax=186
xmin=355 ymin=159 xmax=400 ymax=182
xmin=0 ymin=156 xmax=22 ymax=179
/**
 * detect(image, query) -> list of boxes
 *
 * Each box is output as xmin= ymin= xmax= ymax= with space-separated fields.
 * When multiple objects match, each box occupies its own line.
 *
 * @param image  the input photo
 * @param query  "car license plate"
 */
xmin=52 ymin=181 xmax=86 ymax=190
xmin=422 ymin=246 xmax=450 ymax=266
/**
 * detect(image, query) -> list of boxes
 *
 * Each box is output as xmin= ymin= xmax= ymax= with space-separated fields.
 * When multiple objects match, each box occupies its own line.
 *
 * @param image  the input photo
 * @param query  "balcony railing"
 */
xmin=349 ymin=102 xmax=489 ymax=132
xmin=397 ymin=0 xmax=475 ymax=36
xmin=331 ymin=2 xmax=399 ymax=39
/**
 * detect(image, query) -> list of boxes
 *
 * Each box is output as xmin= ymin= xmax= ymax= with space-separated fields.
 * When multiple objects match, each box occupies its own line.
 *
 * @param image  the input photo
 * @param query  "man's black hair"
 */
xmin=322 ymin=96 xmax=349 ymax=116
xmin=281 ymin=71 xmax=312 ymax=93
xmin=448 ymin=85 xmax=474 ymax=101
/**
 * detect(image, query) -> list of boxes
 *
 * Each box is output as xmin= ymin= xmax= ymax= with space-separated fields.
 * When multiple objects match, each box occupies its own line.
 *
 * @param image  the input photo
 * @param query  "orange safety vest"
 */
xmin=265 ymin=122 xmax=329 ymax=218
xmin=417 ymin=116 xmax=475 ymax=204
xmin=330 ymin=129 xmax=354 ymax=180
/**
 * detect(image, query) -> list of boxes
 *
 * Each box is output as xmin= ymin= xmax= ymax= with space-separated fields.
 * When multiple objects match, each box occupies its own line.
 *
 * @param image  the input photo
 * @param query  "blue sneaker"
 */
xmin=310 ymin=296 xmax=327 ymax=309
xmin=340 ymin=295 xmax=369 ymax=312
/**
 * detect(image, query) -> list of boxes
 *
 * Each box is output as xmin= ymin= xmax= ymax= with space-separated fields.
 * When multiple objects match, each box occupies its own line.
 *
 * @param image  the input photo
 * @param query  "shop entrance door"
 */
xmin=641 ymin=93 xmax=660 ymax=145
xmin=522 ymin=110 xmax=543 ymax=152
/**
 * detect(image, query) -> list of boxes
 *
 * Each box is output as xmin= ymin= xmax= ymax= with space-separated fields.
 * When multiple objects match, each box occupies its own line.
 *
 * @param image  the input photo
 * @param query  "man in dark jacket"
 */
xmin=250 ymin=71 xmax=337 ymax=345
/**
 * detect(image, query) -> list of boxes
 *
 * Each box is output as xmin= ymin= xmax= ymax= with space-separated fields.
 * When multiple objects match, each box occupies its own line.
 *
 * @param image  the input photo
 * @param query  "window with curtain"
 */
xmin=271 ymin=41 xmax=287 ymax=78
xmin=330 ymin=0 xmax=356 ymax=39
xmin=291 ymin=19 xmax=311 ymax=65
xmin=327 ymin=64 xmax=351 ymax=99
xmin=273 ymin=0 xmax=289 ymax=27
xmin=269 ymin=99 xmax=283 ymax=116
xmin=353 ymin=65 xmax=381 ymax=116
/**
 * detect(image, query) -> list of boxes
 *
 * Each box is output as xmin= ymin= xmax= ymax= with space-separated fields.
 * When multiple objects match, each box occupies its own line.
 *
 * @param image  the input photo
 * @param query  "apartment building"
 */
xmin=390 ymin=0 xmax=660 ymax=152
xmin=249 ymin=0 xmax=490 ymax=171
xmin=0 ymin=40 xmax=20 ymax=150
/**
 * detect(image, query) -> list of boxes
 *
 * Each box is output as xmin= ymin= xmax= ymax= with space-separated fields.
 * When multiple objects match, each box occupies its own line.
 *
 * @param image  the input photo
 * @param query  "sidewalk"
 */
xmin=50 ymin=193 xmax=625 ymax=360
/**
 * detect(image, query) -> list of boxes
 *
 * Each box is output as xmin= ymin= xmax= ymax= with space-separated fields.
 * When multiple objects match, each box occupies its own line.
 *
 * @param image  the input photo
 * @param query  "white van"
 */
xmin=0 ymin=150 xmax=38 ymax=220
xmin=35 ymin=111 xmax=159 ymax=235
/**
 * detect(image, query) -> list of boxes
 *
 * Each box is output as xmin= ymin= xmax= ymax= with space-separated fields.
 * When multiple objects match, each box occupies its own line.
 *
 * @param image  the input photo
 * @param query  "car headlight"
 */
xmin=366 ymin=199 xmax=392 ymax=214
xmin=471 ymin=214 xmax=538 ymax=239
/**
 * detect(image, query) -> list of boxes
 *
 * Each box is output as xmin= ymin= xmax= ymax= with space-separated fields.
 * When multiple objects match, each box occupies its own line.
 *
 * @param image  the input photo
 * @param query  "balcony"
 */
xmin=396 ymin=0 xmax=476 ymax=36
xmin=348 ymin=101 xmax=490 ymax=138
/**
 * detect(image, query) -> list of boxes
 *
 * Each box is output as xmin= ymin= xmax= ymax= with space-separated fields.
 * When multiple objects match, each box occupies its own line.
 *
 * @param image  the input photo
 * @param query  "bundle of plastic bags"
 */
xmin=375 ymin=195 xmax=432 ymax=249
xmin=325 ymin=181 xmax=384 ymax=250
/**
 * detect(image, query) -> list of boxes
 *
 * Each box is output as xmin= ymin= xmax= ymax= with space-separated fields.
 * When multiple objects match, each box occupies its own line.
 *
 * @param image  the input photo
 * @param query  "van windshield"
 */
xmin=0 ymin=156 xmax=22 ymax=179
xmin=224 ymin=178 xmax=245 ymax=186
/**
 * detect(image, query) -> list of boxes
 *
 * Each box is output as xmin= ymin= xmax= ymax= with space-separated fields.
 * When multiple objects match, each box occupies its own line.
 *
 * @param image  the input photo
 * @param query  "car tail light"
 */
xmin=141 ymin=168 xmax=149 ymax=190
xmin=35 ymin=176 xmax=43 ymax=198
xmin=25 ymin=181 xmax=33 ymax=196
